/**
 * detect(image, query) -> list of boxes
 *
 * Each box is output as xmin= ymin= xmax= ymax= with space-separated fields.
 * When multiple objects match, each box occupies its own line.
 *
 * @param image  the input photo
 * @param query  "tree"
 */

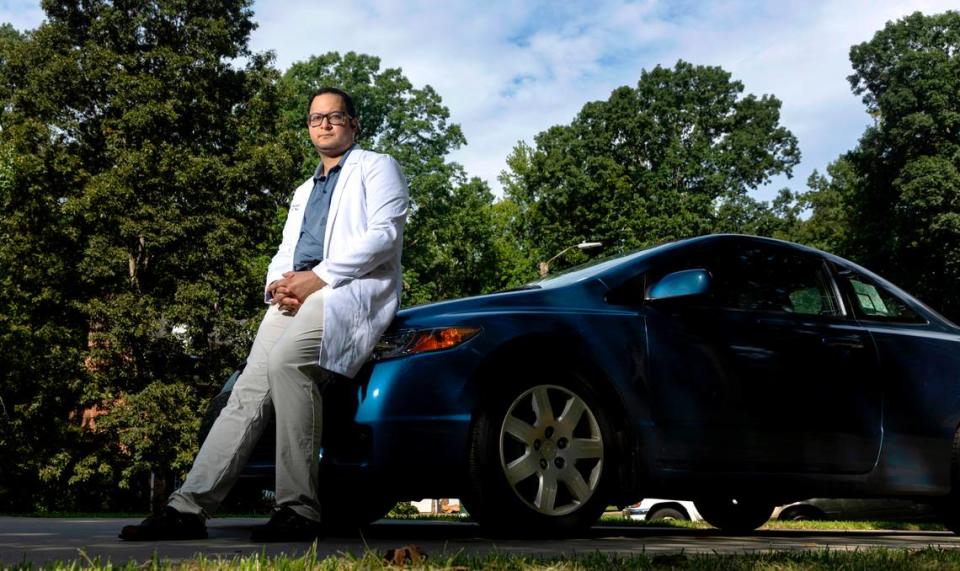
xmin=98 ymin=382 xmax=200 ymax=512
xmin=0 ymin=23 xmax=21 ymax=122
xmin=501 ymin=61 xmax=800 ymax=267
xmin=0 ymin=18 xmax=92 ymax=511
xmin=713 ymin=188 xmax=802 ymax=240
xmin=837 ymin=11 xmax=960 ymax=320
xmin=397 ymin=169 xmax=498 ymax=305
xmin=488 ymin=197 xmax=540 ymax=289
xmin=277 ymin=52 xmax=500 ymax=303
xmin=0 ymin=0 xmax=299 ymax=510
xmin=783 ymin=159 xmax=858 ymax=254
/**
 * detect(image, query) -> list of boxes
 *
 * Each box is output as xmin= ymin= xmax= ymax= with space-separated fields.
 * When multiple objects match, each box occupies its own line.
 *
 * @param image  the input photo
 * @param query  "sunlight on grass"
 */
xmin=598 ymin=511 xmax=947 ymax=532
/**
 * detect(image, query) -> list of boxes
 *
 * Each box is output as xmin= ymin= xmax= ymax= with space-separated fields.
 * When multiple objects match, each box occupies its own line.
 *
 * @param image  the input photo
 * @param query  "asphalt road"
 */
xmin=3 ymin=517 xmax=960 ymax=565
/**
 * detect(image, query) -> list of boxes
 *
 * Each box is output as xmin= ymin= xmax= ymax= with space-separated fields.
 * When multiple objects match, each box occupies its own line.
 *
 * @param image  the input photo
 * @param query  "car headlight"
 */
xmin=370 ymin=327 xmax=481 ymax=361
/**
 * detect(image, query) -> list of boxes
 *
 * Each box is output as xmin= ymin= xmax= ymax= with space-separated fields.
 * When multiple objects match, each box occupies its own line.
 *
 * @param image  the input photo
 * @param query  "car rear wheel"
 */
xmin=647 ymin=506 xmax=688 ymax=521
xmin=777 ymin=504 xmax=826 ymax=521
xmin=695 ymin=498 xmax=773 ymax=532
xmin=938 ymin=427 xmax=960 ymax=534
xmin=464 ymin=372 xmax=616 ymax=536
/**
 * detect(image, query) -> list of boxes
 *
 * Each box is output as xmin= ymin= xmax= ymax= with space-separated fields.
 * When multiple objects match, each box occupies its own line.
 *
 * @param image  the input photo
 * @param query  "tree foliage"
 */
xmin=501 ymin=61 xmax=800 ymax=269
xmin=488 ymin=197 xmax=540 ymax=288
xmin=98 ymin=381 xmax=200 ymax=509
xmin=783 ymin=159 xmax=858 ymax=254
xmin=0 ymin=0 xmax=299 ymax=510
xmin=839 ymin=10 xmax=960 ymax=320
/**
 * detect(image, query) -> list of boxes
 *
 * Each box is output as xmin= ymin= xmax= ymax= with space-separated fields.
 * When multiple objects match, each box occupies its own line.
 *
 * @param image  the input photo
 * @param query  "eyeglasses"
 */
xmin=307 ymin=111 xmax=351 ymax=127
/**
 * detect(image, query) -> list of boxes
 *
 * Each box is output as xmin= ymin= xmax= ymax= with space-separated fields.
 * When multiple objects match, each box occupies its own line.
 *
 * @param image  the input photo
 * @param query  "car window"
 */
xmin=536 ymin=242 xmax=674 ymax=288
xmin=710 ymin=245 xmax=841 ymax=316
xmin=842 ymin=273 xmax=926 ymax=324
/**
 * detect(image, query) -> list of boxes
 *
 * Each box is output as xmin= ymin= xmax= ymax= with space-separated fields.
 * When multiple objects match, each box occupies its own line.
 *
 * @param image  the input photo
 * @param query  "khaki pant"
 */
xmin=168 ymin=292 xmax=327 ymax=522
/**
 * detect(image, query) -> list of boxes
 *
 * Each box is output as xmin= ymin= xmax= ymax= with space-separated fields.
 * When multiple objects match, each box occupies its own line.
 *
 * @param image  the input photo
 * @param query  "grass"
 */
xmin=759 ymin=519 xmax=947 ymax=532
xmin=11 ymin=545 xmax=960 ymax=570
xmin=599 ymin=511 xmax=949 ymax=531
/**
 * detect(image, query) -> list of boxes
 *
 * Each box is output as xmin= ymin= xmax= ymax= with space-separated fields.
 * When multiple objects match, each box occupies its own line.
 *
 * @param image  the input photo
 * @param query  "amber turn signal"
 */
xmin=409 ymin=327 xmax=482 ymax=354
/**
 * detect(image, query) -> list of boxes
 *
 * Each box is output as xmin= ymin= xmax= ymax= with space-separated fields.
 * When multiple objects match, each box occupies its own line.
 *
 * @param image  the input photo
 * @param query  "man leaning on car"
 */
xmin=119 ymin=87 xmax=410 ymax=542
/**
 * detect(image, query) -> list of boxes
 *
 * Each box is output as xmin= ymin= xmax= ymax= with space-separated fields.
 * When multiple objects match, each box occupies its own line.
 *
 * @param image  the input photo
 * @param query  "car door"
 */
xmin=832 ymin=265 xmax=960 ymax=489
xmin=644 ymin=239 xmax=883 ymax=474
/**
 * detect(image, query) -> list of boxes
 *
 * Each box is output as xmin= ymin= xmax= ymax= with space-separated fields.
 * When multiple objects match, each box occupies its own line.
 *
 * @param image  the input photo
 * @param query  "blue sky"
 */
xmin=2 ymin=0 xmax=956 ymax=201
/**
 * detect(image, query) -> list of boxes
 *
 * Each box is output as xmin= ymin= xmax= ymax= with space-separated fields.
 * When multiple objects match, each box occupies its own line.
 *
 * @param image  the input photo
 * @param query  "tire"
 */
xmin=646 ymin=506 xmax=688 ymax=521
xmin=777 ymin=505 xmax=826 ymax=521
xmin=938 ymin=427 xmax=960 ymax=534
xmin=463 ymin=370 xmax=618 ymax=536
xmin=695 ymin=498 xmax=773 ymax=532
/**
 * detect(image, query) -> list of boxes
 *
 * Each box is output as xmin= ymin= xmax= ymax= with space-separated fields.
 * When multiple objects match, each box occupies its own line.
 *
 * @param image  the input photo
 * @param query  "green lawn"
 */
xmin=598 ymin=512 xmax=948 ymax=532
xmin=12 ymin=545 xmax=960 ymax=570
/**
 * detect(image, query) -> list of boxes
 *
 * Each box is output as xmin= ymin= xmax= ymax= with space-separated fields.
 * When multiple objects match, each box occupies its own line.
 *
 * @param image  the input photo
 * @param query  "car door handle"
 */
xmin=755 ymin=317 xmax=820 ymax=336
xmin=821 ymin=335 xmax=865 ymax=350
xmin=757 ymin=317 xmax=793 ymax=327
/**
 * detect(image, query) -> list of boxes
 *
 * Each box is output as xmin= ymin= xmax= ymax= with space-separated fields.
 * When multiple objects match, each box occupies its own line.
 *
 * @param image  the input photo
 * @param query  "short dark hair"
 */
xmin=306 ymin=87 xmax=357 ymax=118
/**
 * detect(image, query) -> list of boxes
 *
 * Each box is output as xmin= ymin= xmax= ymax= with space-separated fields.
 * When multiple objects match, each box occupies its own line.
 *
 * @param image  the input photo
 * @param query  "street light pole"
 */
xmin=539 ymin=241 xmax=602 ymax=277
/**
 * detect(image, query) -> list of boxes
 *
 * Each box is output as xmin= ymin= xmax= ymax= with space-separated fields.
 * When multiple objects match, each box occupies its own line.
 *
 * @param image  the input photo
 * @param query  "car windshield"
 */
xmin=532 ymin=242 xmax=673 ymax=288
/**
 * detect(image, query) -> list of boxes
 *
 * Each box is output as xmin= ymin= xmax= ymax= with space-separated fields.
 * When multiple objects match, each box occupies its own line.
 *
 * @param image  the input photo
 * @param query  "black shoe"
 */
xmin=250 ymin=506 xmax=324 ymax=542
xmin=119 ymin=506 xmax=208 ymax=541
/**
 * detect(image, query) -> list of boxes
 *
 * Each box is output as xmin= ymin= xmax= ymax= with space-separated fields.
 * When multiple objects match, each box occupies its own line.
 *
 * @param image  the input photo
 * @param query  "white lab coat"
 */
xmin=264 ymin=148 xmax=409 ymax=377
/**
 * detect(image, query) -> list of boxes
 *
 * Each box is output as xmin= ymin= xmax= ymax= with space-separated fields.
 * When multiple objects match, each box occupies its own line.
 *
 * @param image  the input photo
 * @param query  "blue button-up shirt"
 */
xmin=292 ymin=146 xmax=354 ymax=271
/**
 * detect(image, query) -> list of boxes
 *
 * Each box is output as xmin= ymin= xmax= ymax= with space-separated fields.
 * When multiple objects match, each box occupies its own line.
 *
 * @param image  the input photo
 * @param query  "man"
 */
xmin=120 ymin=87 xmax=409 ymax=542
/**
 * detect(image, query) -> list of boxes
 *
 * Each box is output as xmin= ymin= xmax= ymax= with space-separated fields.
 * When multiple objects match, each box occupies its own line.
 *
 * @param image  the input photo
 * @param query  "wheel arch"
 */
xmin=464 ymin=331 xmax=644 ymax=505
xmin=468 ymin=332 xmax=627 ymax=422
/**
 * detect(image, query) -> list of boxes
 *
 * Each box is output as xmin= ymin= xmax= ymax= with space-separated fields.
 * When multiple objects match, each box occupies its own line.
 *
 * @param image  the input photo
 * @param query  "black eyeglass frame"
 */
xmin=306 ymin=111 xmax=352 ymax=127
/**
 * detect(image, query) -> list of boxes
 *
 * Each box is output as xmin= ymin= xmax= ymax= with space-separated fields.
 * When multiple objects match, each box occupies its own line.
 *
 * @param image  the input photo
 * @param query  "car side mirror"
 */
xmin=646 ymin=269 xmax=711 ymax=302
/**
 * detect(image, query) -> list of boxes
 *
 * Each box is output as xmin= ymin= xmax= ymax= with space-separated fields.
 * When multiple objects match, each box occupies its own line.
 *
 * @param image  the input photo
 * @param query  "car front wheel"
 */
xmin=464 ymin=372 xmax=616 ymax=536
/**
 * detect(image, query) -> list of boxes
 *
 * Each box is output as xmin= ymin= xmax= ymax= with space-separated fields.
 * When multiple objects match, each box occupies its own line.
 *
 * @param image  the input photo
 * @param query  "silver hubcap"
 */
xmin=498 ymin=384 xmax=604 ymax=516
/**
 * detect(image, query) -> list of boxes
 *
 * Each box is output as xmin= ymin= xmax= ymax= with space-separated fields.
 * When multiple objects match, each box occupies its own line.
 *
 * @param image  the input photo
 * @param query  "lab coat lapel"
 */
xmin=323 ymin=156 xmax=359 ymax=258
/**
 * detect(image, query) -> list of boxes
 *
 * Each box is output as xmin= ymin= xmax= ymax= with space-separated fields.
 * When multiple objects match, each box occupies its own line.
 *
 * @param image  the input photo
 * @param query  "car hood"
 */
xmin=387 ymin=237 xmax=704 ymax=330
xmin=390 ymin=280 xmax=606 ymax=329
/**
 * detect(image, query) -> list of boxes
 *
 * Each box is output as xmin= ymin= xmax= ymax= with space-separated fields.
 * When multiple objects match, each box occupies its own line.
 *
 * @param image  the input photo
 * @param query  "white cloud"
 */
xmin=3 ymin=0 xmax=958 ymax=201
xmin=0 ymin=0 xmax=42 ymax=32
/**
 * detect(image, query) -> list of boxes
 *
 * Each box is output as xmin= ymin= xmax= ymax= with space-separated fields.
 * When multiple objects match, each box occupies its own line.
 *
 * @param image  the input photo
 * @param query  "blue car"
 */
xmin=201 ymin=234 xmax=960 ymax=535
